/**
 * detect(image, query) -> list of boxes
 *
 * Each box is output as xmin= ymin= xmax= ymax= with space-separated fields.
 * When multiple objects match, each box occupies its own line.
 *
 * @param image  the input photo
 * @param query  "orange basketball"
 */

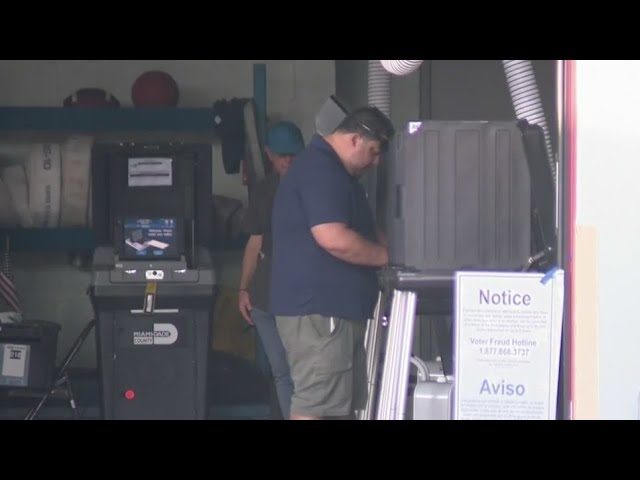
xmin=131 ymin=70 xmax=179 ymax=107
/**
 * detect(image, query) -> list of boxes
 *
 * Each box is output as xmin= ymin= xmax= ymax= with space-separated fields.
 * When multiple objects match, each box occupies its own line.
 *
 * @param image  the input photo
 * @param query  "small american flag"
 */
xmin=0 ymin=235 xmax=21 ymax=313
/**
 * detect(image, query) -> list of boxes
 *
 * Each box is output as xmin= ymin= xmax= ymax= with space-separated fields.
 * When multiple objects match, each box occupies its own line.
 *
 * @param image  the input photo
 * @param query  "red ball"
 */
xmin=131 ymin=71 xmax=179 ymax=107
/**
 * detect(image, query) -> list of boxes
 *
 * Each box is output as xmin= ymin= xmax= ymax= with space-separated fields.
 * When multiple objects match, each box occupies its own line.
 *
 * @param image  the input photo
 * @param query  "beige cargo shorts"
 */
xmin=275 ymin=314 xmax=367 ymax=418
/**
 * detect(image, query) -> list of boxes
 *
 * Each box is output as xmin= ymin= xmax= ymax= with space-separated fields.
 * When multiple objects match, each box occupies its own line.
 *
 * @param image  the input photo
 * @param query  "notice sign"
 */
xmin=453 ymin=270 xmax=564 ymax=420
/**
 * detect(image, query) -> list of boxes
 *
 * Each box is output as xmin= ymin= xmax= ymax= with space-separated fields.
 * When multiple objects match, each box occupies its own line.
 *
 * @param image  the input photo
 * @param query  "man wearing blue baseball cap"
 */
xmin=238 ymin=120 xmax=305 ymax=419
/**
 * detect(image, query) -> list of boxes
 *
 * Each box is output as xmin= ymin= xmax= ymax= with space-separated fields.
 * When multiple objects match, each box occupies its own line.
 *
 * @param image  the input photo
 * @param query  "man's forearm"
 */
xmin=239 ymin=235 xmax=262 ymax=290
xmin=313 ymin=224 xmax=388 ymax=267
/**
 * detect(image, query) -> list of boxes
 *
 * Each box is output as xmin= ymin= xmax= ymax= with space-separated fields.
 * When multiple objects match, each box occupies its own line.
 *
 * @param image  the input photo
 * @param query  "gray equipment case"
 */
xmin=386 ymin=120 xmax=531 ymax=272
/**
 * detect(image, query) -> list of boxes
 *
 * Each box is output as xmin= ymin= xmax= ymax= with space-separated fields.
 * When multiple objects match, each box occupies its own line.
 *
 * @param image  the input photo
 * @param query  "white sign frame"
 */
xmin=452 ymin=269 xmax=564 ymax=420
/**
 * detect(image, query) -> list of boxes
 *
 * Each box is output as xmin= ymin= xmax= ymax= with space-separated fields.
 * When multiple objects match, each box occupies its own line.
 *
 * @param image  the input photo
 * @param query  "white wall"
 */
xmin=0 ymin=60 xmax=333 ymax=132
xmin=574 ymin=60 xmax=640 ymax=420
xmin=0 ymin=60 xmax=335 ymax=367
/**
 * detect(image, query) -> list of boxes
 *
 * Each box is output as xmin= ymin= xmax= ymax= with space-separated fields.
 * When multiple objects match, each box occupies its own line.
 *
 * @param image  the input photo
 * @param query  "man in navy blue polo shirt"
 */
xmin=269 ymin=106 xmax=395 ymax=420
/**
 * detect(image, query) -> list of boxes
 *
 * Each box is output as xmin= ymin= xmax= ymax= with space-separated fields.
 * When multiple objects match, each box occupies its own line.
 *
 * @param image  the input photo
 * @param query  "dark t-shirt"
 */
xmin=243 ymin=173 xmax=280 ymax=311
xmin=269 ymin=135 xmax=379 ymax=322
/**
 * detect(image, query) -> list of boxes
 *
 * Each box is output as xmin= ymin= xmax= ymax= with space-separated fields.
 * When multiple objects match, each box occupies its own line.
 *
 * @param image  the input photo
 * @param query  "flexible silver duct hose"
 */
xmin=502 ymin=60 xmax=556 ymax=181
xmin=380 ymin=60 xmax=424 ymax=76
xmin=364 ymin=61 xmax=392 ymax=215
xmin=368 ymin=60 xmax=392 ymax=116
